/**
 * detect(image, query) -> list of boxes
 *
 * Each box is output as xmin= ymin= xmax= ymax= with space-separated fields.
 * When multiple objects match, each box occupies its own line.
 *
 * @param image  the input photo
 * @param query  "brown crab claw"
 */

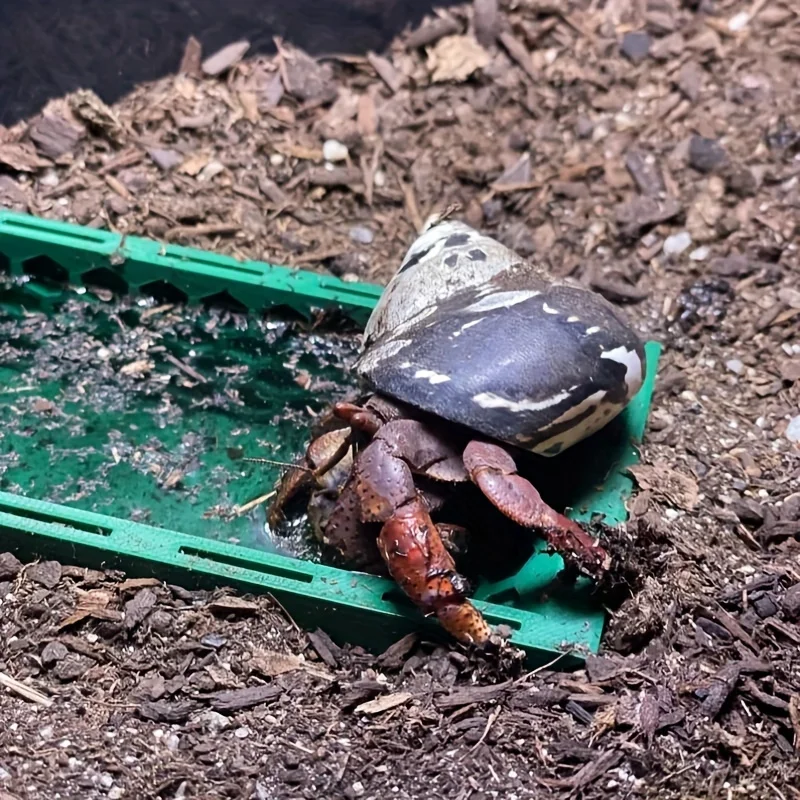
xmin=378 ymin=499 xmax=492 ymax=646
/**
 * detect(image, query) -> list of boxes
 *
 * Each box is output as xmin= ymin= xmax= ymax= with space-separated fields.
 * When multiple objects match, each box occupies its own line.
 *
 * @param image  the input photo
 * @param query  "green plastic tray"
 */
xmin=0 ymin=210 xmax=660 ymax=665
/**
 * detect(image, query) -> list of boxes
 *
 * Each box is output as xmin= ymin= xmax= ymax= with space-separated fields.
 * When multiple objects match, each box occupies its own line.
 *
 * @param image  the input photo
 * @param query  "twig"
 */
xmin=234 ymin=490 xmax=277 ymax=517
xmin=164 ymin=223 xmax=240 ymax=241
xmin=468 ymin=707 xmax=501 ymax=754
xmin=162 ymin=352 xmax=208 ymax=384
xmin=513 ymin=650 xmax=570 ymax=684
xmin=266 ymin=592 xmax=302 ymax=633
xmin=400 ymin=179 xmax=424 ymax=233
xmin=0 ymin=670 xmax=53 ymax=708
xmin=489 ymin=180 xmax=543 ymax=194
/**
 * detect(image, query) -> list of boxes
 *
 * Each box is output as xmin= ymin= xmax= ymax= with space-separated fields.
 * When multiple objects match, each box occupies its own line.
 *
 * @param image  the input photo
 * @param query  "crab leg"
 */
xmin=463 ymin=441 xmax=610 ymax=579
xmin=355 ymin=436 xmax=492 ymax=645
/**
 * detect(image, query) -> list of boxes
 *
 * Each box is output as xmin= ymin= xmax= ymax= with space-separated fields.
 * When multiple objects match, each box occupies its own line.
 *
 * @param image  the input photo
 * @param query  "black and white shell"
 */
xmin=355 ymin=218 xmax=647 ymax=457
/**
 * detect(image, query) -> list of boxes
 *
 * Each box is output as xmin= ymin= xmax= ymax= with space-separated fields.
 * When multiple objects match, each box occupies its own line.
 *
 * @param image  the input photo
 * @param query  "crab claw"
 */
xmin=378 ymin=498 xmax=492 ymax=645
xmin=463 ymin=441 xmax=610 ymax=580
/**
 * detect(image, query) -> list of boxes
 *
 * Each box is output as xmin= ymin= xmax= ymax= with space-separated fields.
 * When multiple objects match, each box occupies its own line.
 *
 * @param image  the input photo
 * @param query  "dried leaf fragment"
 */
xmin=628 ymin=462 xmax=699 ymax=511
xmin=427 ymin=35 xmax=490 ymax=83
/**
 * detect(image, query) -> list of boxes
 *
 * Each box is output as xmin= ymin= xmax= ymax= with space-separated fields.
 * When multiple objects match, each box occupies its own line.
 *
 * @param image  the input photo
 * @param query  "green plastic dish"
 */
xmin=0 ymin=210 xmax=660 ymax=665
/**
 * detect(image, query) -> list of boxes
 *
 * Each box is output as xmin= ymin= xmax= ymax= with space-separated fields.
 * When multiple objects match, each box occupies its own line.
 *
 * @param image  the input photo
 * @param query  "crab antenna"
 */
xmin=239 ymin=456 xmax=312 ymax=472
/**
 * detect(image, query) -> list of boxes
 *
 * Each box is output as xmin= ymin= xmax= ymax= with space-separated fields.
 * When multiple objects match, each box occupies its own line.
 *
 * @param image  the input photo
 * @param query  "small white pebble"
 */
xmin=59 ymin=740 xmax=71 ymax=749
xmin=665 ymin=508 xmax=680 ymax=521
xmin=689 ymin=246 xmax=710 ymax=261
xmin=234 ymin=726 xmax=251 ymax=739
xmin=108 ymin=788 xmax=124 ymax=800
xmin=725 ymin=359 xmax=744 ymax=375
xmin=351 ymin=781 xmax=365 ymax=797
xmin=728 ymin=11 xmax=750 ymax=31
xmin=40 ymin=170 xmax=61 ymax=187
xmin=323 ymin=139 xmax=349 ymax=162
xmin=373 ymin=169 xmax=386 ymax=187
xmin=269 ymin=153 xmax=284 ymax=166
xmin=349 ymin=226 xmax=374 ymax=245
xmin=96 ymin=347 xmax=111 ymax=361
xmin=99 ymin=773 xmax=114 ymax=789
xmin=786 ymin=415 xmax=800 ymax=443
xmin=0 ymin=766 xmax=11 ymax=781
xmin=198 ymin=160 xmax=224 ymax=182
xmin=663 ymin=231 xmax=692 ymax=256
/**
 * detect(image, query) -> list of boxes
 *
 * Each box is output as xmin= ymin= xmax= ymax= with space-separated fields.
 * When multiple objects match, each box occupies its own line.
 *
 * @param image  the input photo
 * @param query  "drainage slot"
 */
xmin=179 ymin=546 xmax=314 ymax=583
xmin=0 ymin=502 xmax=112 ymax=535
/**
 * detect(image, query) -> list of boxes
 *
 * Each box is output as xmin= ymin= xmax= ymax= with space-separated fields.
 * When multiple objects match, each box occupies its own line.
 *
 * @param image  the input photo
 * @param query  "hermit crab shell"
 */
xmin=355 ymin=218 xmax=647 ymax=457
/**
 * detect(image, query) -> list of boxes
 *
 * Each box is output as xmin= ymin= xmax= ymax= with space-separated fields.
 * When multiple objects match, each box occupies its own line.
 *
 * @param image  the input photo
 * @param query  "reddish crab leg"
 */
xmin=355 ymin=434 xmax=492 ymax=645
xmin=463 ymin=441 xmax=610 ymax=579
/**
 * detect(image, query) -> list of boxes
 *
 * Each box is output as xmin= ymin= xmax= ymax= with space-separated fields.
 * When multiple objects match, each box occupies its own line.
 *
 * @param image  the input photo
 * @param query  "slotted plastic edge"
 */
xmin=0 ymin=211 xmax=661 ymax=666
xmin=0 ymin=211 xmax=382 ymax=325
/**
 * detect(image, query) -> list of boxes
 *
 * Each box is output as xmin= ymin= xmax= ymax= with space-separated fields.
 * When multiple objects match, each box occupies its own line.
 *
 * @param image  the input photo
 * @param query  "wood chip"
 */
xmin=179 ymin=35 xmax=203 ymax=78
xmin=699 ymin=662 xmax=741 ymax=719
xmin=436 ymin=681 xmax=511 ymax=710
xmin=306 ymin=629 xmax=341 ymax=668
xmin=367 ymin=52 xmax=405 ymax=94
xmin=250 ymin=648 xmax=333 ymax=681
xmin=27 ymin=560 xmax=62 ymax=588
xmin=119 ymin=359 xmax=154 ymax=377
xmin=58 ymin=589 xmax=120 ymax=629
xmin=376 ymin=633 xmax=418 ymax=669
xmin=124 ymin=587 xmax=157 ymax=631
xmin=178 ymin=152 xmax=212 ymax=176
xmin=164 ymin=222 xmax=239 ymax=242
xmin=139 ymin=699 xmax=200 ymax=722
xmin=209 ymin=596 xmax=259 ymax=616
xmin=474 ymin=0 xmax=499 ymax=48
xmin=28 ymin=114 xmax=82 ymax=159
xmin=207 ymin=684 xmax=282 ymax=712
xmin=789 ymin=695 xmax=800 ymax=751
xmin=202 ymin=40 xmax=250 ymax=77
xmin=306 ymin=166 xmax=363 ymax=188
xmin=405 ymin=16 xmax=461 ymax=49
xmin=400 ymin=180 xmax=424 ymax=232
xmin=498 ymin=31 xmax=538 ymax=82
xmin=590 ymin=275 xmax=650 ymax=304
xmin=355 ymin=691 xmax=413 ymax=715
xmin=0 ymin=142 xmax=52 ymax=172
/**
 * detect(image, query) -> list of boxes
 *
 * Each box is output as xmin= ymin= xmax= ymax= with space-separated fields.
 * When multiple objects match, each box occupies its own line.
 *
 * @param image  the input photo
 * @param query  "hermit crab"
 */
xmin=268 ymin=215 xmax=646 ymax=645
